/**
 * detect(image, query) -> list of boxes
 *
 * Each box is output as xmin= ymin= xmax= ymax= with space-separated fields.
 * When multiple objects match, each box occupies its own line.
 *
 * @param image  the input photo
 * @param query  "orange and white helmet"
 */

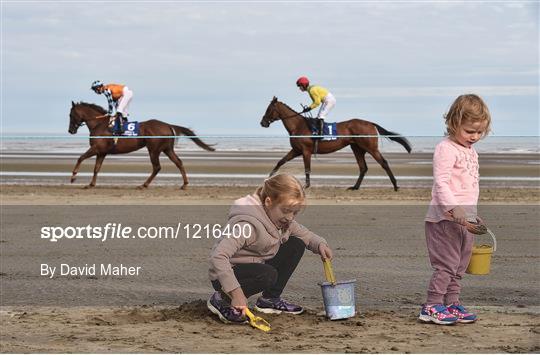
xmin=296 ymin=76 xmax=309 ymax=89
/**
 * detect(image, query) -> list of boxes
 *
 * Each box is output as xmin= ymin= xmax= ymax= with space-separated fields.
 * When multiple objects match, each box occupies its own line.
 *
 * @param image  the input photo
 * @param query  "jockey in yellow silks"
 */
xmin=296 ymin=76 xmax=336 ymax=136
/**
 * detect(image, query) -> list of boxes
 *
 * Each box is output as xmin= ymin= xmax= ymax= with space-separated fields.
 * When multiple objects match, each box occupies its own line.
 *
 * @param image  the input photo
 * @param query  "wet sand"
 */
xmin=2 ymin=150 xmax=539 ymax=188
xmin=1 ymin=151 xmax=539 ymax=353
xmin=0 ymin=184 xmax=539 ymax=205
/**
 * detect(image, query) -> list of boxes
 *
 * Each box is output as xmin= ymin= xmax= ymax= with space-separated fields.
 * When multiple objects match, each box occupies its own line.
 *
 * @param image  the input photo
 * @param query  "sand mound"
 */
xmin=2 ymin=303 xmax=538 ymax=353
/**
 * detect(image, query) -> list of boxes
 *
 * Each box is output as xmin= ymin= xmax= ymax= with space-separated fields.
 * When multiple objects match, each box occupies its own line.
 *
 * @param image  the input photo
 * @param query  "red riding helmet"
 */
xmin=296 ymin=76 xmax=310 ymax=88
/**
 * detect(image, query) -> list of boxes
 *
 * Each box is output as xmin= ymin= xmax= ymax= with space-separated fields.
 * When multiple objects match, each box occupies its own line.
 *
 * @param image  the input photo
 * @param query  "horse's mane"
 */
xmin=75 ymin=101 xmax=107 ymax=114
xmin=274 ymin=98 xmax=299 ymax=114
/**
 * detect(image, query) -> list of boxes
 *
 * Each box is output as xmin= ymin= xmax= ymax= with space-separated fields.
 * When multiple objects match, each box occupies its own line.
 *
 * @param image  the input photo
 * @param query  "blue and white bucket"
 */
xmin=319 ymin=279 xmax=357 ymax=320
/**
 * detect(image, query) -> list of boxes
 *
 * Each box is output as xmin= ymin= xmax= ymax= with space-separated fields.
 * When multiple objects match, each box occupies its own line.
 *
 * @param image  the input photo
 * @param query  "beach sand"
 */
xmin=1 ymin=151 xmax=539 ymax=353
xmin=1 ymin=304 xmax=538 ymax=353
xmin=2 ymin=151 xmax=539 ymax=188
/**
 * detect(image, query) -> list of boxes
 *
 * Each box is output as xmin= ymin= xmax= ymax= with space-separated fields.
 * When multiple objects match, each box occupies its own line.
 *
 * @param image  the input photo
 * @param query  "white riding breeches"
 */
xmin=317 ymin=92 xmax=336 ymax=119
xmin=116 ymin=86 xmax=133 ymax=117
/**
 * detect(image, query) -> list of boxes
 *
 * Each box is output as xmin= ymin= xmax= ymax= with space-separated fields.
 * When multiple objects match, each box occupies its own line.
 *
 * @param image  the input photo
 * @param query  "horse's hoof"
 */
xmin=137 ymin=185 xmax=148 ymax=190
xmin=394 ymin=186 xmax=400 ymax=192
xmin=83 ymin=184 xmax=94 ymax=189
xmin=70 ymin=177 xmax=76 ymax=183
xmin=347 ymin=186 xmax=358 ymax=191
xmin=180 ymin=184 xmax=188 ymax=190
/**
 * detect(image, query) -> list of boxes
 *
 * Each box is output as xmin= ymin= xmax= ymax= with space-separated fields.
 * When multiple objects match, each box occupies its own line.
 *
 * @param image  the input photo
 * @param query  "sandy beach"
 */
xmin=1 ymin=150 xmax=539 ymax=188
xmin=1 ymin=304 xmax=538 ymax=353
xmin=1 ymin=151 xmax=539 ymax=353
xmin=3 ymin=0 xmax=539 ymax=352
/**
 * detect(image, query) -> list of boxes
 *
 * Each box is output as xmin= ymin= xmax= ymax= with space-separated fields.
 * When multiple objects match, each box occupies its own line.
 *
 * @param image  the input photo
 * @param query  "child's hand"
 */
xmin=465 ymin=215 xmax=488 ymax=235
xmin=318 ymin=243 xmax=333 ymax=260
xmin=465 ymin=221 xmax=488 ymax=235
xmin=450 ymin=206 xmax=467 ymax=225
xmin=229 ymin=288 xmax=248 ymax=310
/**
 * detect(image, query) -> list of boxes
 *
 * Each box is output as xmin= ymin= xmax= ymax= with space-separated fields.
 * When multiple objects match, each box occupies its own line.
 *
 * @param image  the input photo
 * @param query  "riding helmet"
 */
xmin=296 ymin=76 xmax=310 ymax=88
xmin=91 ymin=80 xmax=104 ymax=90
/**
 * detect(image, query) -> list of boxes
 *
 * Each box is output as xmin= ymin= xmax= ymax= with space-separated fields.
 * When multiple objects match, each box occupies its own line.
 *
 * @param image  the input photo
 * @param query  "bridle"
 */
xmin=69 ymin=109 xmax=87 ymax=133
xmin=72 ymin=113 xmax=86 ymax=129
xmin=264 ymin=101 xmax=305 ymax=125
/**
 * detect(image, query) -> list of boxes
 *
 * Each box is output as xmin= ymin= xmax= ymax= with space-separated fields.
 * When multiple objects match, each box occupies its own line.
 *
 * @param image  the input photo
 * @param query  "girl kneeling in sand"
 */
xmin=208 ymin=173 xmax=333 ymax=324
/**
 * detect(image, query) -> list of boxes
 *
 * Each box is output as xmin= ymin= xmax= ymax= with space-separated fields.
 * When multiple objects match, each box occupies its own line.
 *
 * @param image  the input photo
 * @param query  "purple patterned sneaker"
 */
xmin=447 ymin=303 xmax=477 ymax=323
xmin=254 ymin=296 xmax=304 ymax=315
xmin=207 ymin=292 xmax=247 ymax=324
xmin=419 ymin=304 xmax=458 ymax=325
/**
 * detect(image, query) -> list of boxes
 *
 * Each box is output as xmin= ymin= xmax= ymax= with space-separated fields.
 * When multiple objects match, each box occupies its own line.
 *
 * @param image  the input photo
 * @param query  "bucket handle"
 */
xmin=486 ymin=228 xmax=497 ymax=252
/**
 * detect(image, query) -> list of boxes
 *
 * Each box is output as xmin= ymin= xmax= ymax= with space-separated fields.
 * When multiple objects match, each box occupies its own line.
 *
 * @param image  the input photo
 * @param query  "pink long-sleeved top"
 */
xmin=426 ymin=138 xmax=480 ymax=223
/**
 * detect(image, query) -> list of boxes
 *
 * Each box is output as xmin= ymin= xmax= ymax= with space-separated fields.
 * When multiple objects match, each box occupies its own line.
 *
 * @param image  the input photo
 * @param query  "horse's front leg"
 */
xmin=302 ymin=151 xmax=312 ymax=188
xmin=269 ymin=149 xmax=301 ymax=176
xmin=71 ymin=147 xmax=97 ymax=183
xmin=85 ymin=154 xmax=106 ymax=189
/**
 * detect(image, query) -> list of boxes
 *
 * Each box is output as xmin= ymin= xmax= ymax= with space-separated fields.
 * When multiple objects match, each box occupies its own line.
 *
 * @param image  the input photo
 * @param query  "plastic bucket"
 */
xmin=466 ymin=229 xmax=497 ymax=275
xmin=319 ymin=279 xmax=357 ymax=320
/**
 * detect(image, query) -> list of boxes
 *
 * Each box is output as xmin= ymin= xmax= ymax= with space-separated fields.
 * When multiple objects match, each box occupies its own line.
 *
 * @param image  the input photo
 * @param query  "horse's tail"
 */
xmin=169 ymin=125 xmax=216 ymax=151
xmin=373 ymin=123 xmax=412 ymax=153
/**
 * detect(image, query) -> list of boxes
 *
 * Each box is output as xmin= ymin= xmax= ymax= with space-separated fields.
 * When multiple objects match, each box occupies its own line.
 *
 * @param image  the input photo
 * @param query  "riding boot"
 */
xmin=115 ymin=114 xmax=125 ymax=135
xmin=318 ymin=119 xmax=325 ymax=137
xmin=309 ymin=118 xmax=318 ymax=137
xmin=113 ymin=116 xmax=120 ymax=135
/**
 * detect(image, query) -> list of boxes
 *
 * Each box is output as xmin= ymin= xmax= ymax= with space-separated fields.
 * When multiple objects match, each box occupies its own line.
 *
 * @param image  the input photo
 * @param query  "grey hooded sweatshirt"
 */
xmin=209 ymin=194 xmax=327 ymax=293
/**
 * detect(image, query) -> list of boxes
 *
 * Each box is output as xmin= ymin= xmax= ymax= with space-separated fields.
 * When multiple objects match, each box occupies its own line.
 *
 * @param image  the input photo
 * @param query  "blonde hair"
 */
xmin=444 ymin=94 xmax=492 ymax=138
xmin=255 ymin=174 xmax=306 ymax=207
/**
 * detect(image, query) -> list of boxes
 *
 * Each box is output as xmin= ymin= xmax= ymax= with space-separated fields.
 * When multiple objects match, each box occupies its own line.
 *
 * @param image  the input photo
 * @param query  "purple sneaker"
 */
xmin=254 ymin=296 xmax=304 ymax=315
xmin=447 ymin=303 xmax=477 ymax=323
xmin=207 ymin=292 xmax=247 ymax=324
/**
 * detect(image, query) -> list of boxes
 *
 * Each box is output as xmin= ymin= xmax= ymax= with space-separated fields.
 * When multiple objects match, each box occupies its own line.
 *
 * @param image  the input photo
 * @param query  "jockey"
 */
xmin=91 ymin=80 xmax=133 ymax=135
xmin=296 ymin=76 xmax=336 ymax=136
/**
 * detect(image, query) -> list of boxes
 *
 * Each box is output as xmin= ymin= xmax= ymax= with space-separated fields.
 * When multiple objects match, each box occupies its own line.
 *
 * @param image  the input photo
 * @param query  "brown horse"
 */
xmin=68 ymin=101 xmax=215 ymax=189
xmin=260 ymin=97 xmax=411 ymax=190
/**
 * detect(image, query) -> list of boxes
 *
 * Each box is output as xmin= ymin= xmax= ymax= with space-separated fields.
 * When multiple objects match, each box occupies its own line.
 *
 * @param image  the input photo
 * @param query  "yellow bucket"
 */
xmin=466 ymin=229 xmax=497 ymax=275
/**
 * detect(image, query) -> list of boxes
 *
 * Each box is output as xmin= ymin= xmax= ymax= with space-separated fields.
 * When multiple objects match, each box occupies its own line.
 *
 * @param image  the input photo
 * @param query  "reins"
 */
xmin=268 ymin=103 xmax=309 ymax=124
xmin=72 ymin=106 xmax=107 ymax=132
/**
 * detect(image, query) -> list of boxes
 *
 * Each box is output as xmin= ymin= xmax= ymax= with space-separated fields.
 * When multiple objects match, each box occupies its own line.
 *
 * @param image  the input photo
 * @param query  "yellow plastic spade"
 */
xmin=323 ymin=259 xmax=336 ymax=284
xmin=222 ymin=290 xmax=271 ymax=332
xmin=244 ymin=308 xmax=271 ymax=332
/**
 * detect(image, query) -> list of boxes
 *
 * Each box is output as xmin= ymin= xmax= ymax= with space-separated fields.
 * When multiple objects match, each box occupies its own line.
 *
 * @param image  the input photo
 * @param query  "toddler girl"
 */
xmin=419 ymin=94 xmax=491 ymax=325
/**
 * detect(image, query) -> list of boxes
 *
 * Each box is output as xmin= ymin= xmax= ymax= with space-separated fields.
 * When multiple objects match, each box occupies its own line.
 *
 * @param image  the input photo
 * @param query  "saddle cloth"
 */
xmin=108 ymin=116 xmax=140 ymax=136
xmin=121 ymin=121 xmax=140 ymax=136
xmin=311 ymin=122 xmax=337 ymax=141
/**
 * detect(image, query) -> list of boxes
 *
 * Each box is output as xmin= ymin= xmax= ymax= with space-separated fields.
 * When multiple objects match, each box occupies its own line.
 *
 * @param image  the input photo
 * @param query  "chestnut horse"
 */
xmin=260 ymin=97 xmax=411 ymax=190
xmin=68 ymin=101 xmax=215 ymax=189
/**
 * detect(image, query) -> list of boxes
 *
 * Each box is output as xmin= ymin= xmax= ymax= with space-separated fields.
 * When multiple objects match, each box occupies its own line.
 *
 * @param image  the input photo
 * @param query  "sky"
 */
xmin=1 ymin=1 xmax=538 ymax=137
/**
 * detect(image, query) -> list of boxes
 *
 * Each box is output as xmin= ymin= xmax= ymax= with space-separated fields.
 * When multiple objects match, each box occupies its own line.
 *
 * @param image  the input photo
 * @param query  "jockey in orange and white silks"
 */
xmin=91 ymin=80 xmax=133 ymax=134
xmin=296 ymin=76 xmax=336 ymax=135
